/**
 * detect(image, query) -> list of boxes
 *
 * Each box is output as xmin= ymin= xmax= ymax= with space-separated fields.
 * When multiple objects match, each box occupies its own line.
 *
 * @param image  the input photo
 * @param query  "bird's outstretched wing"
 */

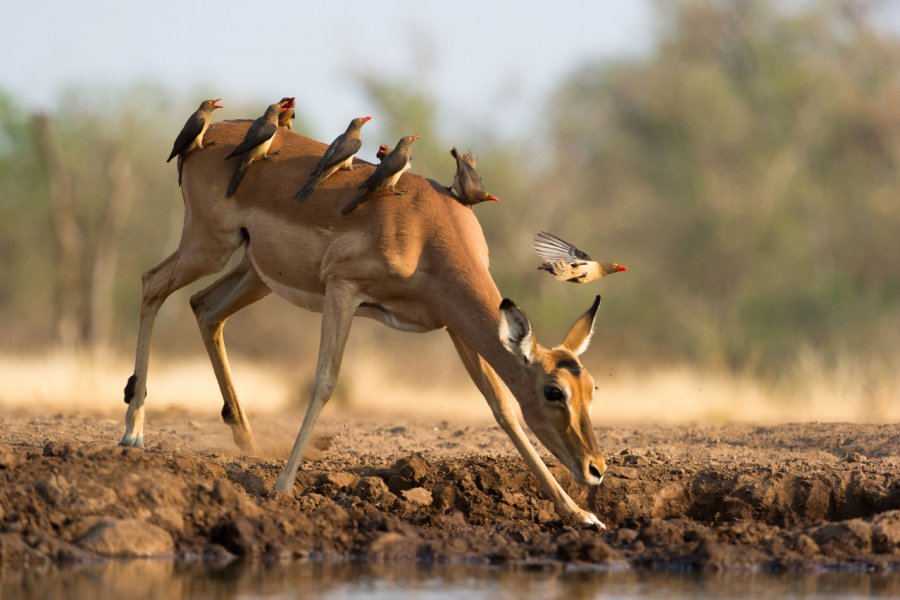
xmin=532 ymin=231 xmax=592 ymax=262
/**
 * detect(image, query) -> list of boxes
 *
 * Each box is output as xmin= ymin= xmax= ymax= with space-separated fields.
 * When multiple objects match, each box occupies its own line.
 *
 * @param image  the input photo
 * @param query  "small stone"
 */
xmin=387 ymin=455 xmax=429 ymax=492
xmin=794 ymin=533 xmax=819 ymax=557
xmin=320 ymin=471 xmax=358 ymax=489
xmin=843 ymin=452 xmax=867 ymax=463
xmin=78 ymin=519 xmax=174 ymax=557
xmin=615 ymin=528 xmax=639 ymax=544
xmin=42 ymin=441 xmax=73 ymax=458
xmin=872 ymin=510 xmax=900 ymax=554
xmin=401 ymin=487 xmax=433 ymax=508
xmin=0 ymin=445 xmax=17 ymax=469
xmin=354 ymin=477 xmax=390 ymax=502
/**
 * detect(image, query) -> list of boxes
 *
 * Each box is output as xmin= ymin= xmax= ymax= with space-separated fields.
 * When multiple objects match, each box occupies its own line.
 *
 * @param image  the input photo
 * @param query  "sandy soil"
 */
xmin=0 ymin=410 xmax=898 ymax=572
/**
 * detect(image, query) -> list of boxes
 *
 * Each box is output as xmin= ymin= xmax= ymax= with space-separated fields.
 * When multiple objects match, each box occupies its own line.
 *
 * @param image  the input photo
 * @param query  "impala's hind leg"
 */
xmin=190 ymin=252 xmax=271 ymax=455
xmin=121 ymin=238 xmax=242 ymax=448
xmin=273 ymin=283 xmax=358 ymax=493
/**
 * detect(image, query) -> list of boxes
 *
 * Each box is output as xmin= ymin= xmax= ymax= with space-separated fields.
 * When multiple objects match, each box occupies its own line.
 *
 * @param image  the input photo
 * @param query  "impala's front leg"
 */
xmin=273 ymin=284 xmax=358 ymax=493
xmin=448 ymin=332 xmax=606 ymax=528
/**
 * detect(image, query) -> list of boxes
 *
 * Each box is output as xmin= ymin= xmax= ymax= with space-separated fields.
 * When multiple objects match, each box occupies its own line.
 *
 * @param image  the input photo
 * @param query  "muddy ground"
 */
xmin=0 ymin=410 xmax=898 ymax=572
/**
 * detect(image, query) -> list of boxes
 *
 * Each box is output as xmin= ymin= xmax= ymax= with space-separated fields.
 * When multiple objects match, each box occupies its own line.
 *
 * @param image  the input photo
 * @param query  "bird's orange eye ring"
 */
xmin=612 ymin=263 xmax=619 ymax=270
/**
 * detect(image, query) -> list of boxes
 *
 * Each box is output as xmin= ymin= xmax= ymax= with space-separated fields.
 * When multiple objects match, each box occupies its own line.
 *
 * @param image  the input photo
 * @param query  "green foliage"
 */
xmin=1 ymin=1 xmax=897 ymax=381
xmin=539 ymin=0 xmax=900 ymax=374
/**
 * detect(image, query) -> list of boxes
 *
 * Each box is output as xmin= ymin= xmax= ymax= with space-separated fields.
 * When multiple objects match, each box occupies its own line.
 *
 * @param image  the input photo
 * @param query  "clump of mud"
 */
xmin=0 ymin=415 xmax=898 ymax=572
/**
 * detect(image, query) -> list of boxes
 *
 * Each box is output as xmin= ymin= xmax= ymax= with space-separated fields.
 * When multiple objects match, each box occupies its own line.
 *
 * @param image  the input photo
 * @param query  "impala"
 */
xmin=121 ymin=121 xmax=608 ymax=526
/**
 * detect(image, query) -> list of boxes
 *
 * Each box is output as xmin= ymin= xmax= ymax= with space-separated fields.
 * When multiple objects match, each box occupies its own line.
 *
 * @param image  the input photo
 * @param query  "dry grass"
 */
xmin=0 ymin=350 xmax=896 ymax=425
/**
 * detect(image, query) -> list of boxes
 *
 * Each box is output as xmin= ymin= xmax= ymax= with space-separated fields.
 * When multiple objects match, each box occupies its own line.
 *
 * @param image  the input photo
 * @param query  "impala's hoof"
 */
xmin=575 ymin=510 xmax=607 ymax=530
xmin=118 ymin=435 xmax=144 ymax=449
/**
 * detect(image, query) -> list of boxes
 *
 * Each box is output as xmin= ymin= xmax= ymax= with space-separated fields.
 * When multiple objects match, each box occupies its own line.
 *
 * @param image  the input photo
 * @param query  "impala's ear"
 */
xmin=499 ymin=299 xmax=536 ymax=364
xmin=561 ymin=295 xmax=602 ymax=356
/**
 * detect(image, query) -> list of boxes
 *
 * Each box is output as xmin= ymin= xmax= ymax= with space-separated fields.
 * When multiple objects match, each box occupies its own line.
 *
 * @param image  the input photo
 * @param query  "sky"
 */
xmin=0 ymin=1 xmax=653 ymax=140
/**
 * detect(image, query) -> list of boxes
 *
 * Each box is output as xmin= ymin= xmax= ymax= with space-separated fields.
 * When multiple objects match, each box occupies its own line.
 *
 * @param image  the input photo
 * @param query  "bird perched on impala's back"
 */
xmin=448 ymin=147 xmax=498 ymax=206
xmin=532 ymin=231 xmax=627 ymax=283
xmin=224 ymin=102 xmax=288 ymax=198
xmin=277 ymin=97 xmax=295 ymax=129
xmin=340 ymin=134 xmax=420 ymax=216
xmin=295 ymin=115 xmax=371 ymax=202
xmin=167 ymin=98 xmax=223 ymax=185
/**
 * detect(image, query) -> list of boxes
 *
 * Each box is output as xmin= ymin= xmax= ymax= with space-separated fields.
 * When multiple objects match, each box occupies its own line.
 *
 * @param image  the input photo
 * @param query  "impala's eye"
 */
xmin=543 ymin=385 xmax=565 ymax=402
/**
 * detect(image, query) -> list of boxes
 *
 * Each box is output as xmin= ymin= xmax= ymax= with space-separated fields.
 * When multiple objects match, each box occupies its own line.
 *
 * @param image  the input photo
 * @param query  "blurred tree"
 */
xmin=540 ymin=0 xmax=900 ymax=375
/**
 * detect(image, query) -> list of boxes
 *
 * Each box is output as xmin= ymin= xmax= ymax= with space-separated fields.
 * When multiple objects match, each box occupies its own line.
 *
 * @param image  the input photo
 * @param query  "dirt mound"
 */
xmin=0 ymin=414 xmax=898 ymax=571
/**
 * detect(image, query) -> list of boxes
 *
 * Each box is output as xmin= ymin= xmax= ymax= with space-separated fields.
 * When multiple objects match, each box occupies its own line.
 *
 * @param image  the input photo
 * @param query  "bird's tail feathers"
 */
xmin=226 ymin=165 xmax=244 ymax=198
xmin=341 ymin=191 xmax=368 ymax=216
xmin=295 ymin=175 xmax=322 ymax=202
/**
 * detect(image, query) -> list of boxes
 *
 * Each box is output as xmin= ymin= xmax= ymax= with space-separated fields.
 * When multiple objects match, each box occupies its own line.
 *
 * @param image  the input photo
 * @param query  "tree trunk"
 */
xmin=33 ymin=114 xmax=83 ymax=350
xmin=87 ymin=149 xmax=134 ymax=353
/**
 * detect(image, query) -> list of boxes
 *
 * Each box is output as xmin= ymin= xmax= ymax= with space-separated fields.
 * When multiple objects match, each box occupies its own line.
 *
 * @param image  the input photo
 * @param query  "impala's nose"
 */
xmin=581 ymin=456 xmax=606 ymax=486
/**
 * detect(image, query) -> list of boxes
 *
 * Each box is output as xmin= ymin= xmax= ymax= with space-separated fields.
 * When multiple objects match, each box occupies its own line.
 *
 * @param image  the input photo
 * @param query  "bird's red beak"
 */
xmin=487 ymin=194 xmax=499 ymax=202
xmin=412 ymin=135 xmax=421 ymax=141
xmin=363 ymin=116 xmax=372 ymax=123
xmin=213 ymin=99 xmax=223 ymax=109
xmin=617 ymin=266 xmax=628 ymax=272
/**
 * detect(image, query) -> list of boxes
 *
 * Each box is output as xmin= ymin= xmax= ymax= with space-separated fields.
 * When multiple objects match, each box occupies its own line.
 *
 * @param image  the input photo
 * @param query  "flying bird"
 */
xmin=167 ymin=98 xmax=223 ymax=185
xmin=532 ymin=231 xmax=627 ymax=283
xmin=224 ymin=102 xmax=288 ymax=198
xmin=295 ymin=116 xmax=371 ymax=202
xmin=448 ymin=147 xmax=498 ymax=206
xmin=340 ymin=134 xmax=420 ymax=216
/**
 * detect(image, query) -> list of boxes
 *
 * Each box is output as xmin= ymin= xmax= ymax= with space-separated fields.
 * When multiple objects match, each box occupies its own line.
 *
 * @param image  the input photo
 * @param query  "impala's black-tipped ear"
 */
xmin=562 ymin=295 xmax=601 ymax=356
xmin=499 ymin=299 xmax=536 ymax=364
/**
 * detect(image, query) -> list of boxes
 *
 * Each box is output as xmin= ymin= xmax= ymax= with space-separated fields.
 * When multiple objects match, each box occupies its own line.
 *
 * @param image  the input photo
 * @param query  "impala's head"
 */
xmin=499 ymin=295 xmax=606 ymax=486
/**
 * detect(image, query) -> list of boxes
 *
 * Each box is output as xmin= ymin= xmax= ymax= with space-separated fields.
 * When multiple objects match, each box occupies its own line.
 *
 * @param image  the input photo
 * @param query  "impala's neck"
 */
xmin=437 ymin=265 xmax=531 ymax=398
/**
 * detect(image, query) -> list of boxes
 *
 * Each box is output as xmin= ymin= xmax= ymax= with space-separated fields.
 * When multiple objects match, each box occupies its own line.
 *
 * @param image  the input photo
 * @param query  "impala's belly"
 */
xmin=245 ymin=232 xmax=441 ymax=333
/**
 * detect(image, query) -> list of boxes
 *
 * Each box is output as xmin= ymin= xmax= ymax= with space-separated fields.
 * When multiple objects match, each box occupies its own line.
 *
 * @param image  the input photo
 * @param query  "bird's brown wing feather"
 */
xmin=167 ymin=112 xmax=204 ymax=162
xmin=532 ymin=231 xmax=592 ymax=262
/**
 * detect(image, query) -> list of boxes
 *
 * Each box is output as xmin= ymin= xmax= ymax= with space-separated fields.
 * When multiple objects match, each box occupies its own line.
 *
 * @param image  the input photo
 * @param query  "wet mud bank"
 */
xmin=1 ymin=415 xmax=898 ymax=572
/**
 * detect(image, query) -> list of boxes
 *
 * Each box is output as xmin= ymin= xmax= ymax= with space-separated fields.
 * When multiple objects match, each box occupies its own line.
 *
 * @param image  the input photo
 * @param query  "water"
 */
xmin=2 ymin=561 xmax=898 ymax=600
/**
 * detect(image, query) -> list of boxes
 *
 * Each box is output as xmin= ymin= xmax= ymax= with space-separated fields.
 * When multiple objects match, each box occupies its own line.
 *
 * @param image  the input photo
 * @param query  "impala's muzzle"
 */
xmin=573 ymin=455 xmax=606 ymax=486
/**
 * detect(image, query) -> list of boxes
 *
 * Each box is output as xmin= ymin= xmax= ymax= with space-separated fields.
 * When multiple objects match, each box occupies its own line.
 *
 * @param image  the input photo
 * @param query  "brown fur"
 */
xmin=123 ymin=121 xmax=608 ymax=526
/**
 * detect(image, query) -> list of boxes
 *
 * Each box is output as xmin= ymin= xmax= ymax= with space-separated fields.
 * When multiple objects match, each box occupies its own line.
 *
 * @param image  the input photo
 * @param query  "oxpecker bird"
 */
xmin=533 ymin=231 xmax=627 ymax=283
xmin=449 ymin=147 xmax=498 ymax=206
xmin=224 ymin=102 xmax=288 ymax=198
xmin=340 ymin=134 xmax=420 ymax=216
xmin=295 ymin=116 xmax=371 ymax=202
xmin=376 ymin=144 xmax=391 ymax=161
xmin=278 ymin=97 xmax=296 ymax=129
xmin=167 ymin=98 xmax=223 ymax=185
